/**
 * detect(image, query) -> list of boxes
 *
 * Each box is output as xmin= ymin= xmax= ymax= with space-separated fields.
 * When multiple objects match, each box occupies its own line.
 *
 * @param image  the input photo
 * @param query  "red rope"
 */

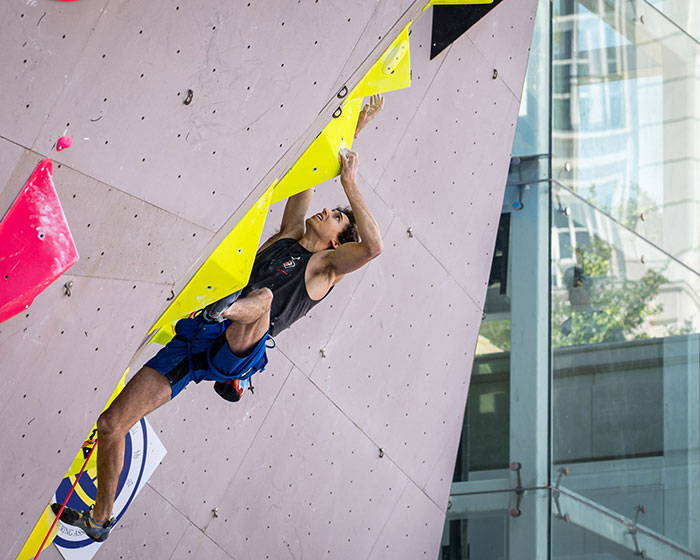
xmin=33 ymin=438 xmax=99 ymax=559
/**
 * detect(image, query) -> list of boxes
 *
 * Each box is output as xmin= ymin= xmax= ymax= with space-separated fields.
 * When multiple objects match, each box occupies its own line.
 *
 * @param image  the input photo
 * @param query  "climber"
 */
xmin=52 ymin=95 xmax=385 ymax=542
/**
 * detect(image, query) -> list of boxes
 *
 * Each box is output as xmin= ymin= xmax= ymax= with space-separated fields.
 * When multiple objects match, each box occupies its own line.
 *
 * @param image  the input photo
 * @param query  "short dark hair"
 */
xmin=334 ymin=206 xmax=359 ymax=245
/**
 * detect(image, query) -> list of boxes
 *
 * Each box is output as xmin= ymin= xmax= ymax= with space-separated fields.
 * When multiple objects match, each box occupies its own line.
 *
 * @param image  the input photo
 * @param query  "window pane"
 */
xmin=551 ymin=184 xmax=700 ymax=554
xmin=552 ymin=0 xmax=700 ymax=274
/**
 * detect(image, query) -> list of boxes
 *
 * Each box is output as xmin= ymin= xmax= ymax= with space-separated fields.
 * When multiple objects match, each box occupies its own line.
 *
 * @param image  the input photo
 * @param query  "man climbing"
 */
xmin=53 ymin=95 xmax=385 ymax=541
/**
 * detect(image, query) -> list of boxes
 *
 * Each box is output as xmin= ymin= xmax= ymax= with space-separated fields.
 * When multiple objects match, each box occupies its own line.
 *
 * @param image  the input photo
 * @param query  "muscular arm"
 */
xmin=260 ymin=95 xmax=384 ymax=255
xmin=325 ymin=151 xmax=383 ymax=278
xmin=258 ymin=189 xmax=313 ymax=252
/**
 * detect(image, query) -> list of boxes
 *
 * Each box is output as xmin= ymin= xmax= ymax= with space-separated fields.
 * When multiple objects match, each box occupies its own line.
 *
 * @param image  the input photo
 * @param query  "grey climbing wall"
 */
xmin=0 ymin=0 xmax=537 ymax=558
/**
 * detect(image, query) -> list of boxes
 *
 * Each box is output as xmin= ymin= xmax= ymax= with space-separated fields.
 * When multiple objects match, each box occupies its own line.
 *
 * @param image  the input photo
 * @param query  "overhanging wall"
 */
xmin=0 ymin=0 xmax=537 ymax=558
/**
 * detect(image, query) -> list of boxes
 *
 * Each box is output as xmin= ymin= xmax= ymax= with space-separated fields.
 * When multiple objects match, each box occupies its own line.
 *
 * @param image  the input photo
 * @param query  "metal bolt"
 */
xmin=320 ymin=348 xmax=327 ymax=358
xmin=555 ymin=466 xmax=571 ymax=488
xmin=64 ymin=281 xmax=73 ymax=297
xmin=633 ymin=504 xmax=647 ymax=524
xmin=407 ymin=227 xmax=414 ymax=238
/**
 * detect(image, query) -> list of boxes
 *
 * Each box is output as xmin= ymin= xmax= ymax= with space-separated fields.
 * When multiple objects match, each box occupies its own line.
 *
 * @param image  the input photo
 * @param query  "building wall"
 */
xmin=0 ymin=1 xmax=537 ymax=558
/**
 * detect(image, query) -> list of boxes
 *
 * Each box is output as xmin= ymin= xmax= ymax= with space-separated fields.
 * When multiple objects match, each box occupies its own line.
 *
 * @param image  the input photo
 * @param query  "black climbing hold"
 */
xmin=183 ymin=89 xmax=194 ymax=105
xmin=332 ymin=106 xmax=342 ymax=119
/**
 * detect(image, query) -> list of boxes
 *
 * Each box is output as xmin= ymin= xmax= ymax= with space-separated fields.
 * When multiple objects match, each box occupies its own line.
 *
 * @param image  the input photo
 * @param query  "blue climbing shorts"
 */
xmin=145 ymin=313 xmax=269 ymax=398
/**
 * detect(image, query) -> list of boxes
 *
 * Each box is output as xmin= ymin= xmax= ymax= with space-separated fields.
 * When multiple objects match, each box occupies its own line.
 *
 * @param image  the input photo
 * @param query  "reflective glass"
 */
xmin=441 ymin=490 xmax=548 ymax=560
xmin=453 ymin=214 xmax=511 ymax=481
xmin=552 ymin=0 xmax=700 ymax=273
xmin=551 ymin=183 xmax=700 ymax=554
xmin=551 ymin=513 xmax=641 ymax=559
xmin=441 ymin=514 xmax=508 ymax=560
xmin=513 ymin=0 xmax=551 ymax=157
xmin=645 ymin=0 xmax=700 ymax=43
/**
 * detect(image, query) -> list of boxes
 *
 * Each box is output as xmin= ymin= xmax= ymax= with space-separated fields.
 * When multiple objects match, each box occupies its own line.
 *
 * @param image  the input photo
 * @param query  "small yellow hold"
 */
xmin=349 ymin=23 xmax=412 ymax=99
xmin=382 ymin=42 xmax=409 ymax=76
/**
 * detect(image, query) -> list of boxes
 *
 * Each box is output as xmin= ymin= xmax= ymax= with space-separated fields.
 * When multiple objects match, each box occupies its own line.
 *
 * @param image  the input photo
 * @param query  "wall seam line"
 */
xmin=0 ymin=135 xmax=219 ymax=233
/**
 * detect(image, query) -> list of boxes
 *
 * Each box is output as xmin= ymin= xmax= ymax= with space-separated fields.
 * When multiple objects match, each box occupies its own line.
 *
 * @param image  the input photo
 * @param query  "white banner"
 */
xmin=52 ymin=418 xmax=166 ymax=559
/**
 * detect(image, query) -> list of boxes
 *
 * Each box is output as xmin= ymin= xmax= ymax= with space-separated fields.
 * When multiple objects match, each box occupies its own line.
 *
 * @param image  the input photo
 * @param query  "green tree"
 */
xmin=552 ymin=237 xmax=667 ymax=347
xmin=479 ymin=320 xmax=511 ymax=353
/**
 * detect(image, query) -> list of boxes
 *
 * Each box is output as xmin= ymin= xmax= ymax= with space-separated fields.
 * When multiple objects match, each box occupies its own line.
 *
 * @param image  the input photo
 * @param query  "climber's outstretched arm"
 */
xmin=354 ymin=94 xmax=384 ymax=139
xmin=260 ymin=94 xmax=383 ymax=253
xmin=258 ymin=189 xmax=313 ymax=252
xmin=325 ymin=151 xmax=383 ymax=279
xmin=279 ymin=189 xmax=313 ymax=237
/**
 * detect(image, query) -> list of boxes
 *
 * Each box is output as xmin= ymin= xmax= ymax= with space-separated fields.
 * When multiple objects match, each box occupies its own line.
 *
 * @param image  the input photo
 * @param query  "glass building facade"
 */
xmin=441 ymin=1 xmax=700 ymax=558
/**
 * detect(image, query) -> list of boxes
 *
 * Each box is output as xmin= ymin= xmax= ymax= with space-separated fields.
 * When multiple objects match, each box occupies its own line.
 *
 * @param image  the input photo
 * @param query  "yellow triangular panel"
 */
xmin=17 ymin=505 xmax=58 ymax=559
xmin=271 ymin=98 xmax=363 ymax=205
xmin=348 ymin=23 xmax=412 ymax=100
xmin=423 ymin=0 xmax=493 ymax=10
xmin=149 ymin=184 xmax=276 ymax=345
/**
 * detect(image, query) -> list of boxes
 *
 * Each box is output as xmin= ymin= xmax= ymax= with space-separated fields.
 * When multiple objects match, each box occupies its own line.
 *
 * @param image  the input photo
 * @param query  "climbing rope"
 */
xmin=33 ymin=438 xmax=99 ymax=559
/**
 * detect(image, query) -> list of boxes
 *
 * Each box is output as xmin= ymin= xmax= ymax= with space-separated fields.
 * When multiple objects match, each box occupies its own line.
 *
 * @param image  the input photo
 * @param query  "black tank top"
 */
xmin=242 ymin=237 xmax=331 ymax=336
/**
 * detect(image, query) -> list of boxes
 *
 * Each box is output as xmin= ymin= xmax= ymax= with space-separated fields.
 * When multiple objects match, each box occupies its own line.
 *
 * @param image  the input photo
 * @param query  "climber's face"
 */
xmin=306 ymin=207 xmax=349 ymax=249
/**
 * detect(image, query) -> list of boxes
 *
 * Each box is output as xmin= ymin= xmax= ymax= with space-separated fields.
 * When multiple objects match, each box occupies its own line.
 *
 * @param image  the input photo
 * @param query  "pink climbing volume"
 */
xmin=0 ymin=159 xmax=79 ymax=323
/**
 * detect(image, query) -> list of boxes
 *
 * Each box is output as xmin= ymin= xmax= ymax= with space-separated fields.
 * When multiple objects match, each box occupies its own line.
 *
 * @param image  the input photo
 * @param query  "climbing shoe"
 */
xmin=51 ymin=503 xmax=115 ymax=542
